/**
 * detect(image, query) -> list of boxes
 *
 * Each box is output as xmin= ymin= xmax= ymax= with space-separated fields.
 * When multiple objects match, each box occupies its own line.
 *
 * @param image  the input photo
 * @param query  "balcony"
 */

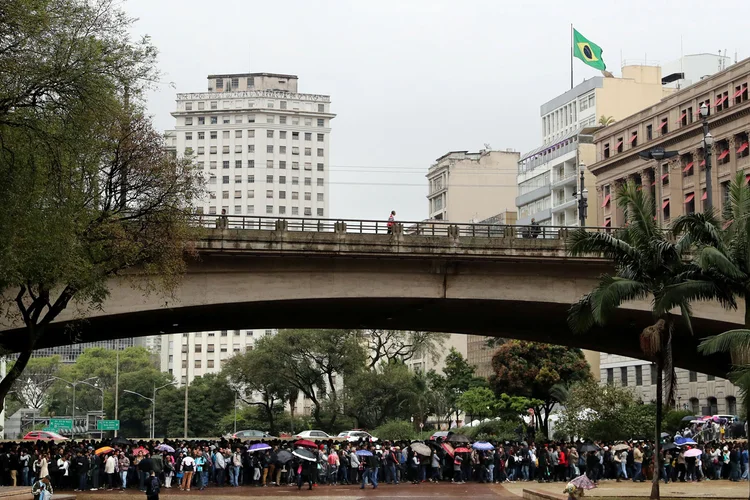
xmin=551 ymin=171 xmax=577 ymax=189
xmin=551 ymin=197 xmax=577 ymax=213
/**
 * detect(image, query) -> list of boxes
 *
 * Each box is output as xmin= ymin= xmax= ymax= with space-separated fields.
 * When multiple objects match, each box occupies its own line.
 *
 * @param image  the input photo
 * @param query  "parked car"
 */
xmin=23 ymin=431 xmax=67 ymax=441
xmin=337 ymin=430 xmax=378 ymax=443
xmin=293 ymin=430 xmax=331 ymax=439
xmin=233 ymin=429 xmax=274 ymax=439
xmin=430 ymin=431 xmax=450 ymax=441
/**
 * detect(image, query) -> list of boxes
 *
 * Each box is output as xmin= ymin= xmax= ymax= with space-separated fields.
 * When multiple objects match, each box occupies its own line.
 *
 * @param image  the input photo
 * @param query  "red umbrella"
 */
xmin=132 ymin=447 xmax=148 ymax=456
xmin=454 ymin=447 xmax=471 ymax=453
xmin=294 ymin=439 xmax=318 ymax=449
xmin=441 ymin=443 xmax=455 ymax=457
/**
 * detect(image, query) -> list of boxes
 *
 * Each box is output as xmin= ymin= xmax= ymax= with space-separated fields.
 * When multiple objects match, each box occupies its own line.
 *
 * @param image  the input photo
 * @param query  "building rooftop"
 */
xmin=206 ymin=72 xmax=298 ymax=80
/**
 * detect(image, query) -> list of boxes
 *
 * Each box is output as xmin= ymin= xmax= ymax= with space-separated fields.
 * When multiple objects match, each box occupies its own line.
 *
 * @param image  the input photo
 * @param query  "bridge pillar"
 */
xmin=448 ymin=225 xmax=460 ymax=239
xmin=275 ymin=219 xmax=288 ymax=232
xmin=392 ymin=223 xmax=403 ymax=235
xmin=334 ymin=221 xmax=347 ymax=234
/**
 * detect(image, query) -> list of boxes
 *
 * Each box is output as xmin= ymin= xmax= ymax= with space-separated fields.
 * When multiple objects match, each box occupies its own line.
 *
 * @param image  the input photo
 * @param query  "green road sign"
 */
xmin=97 ymin=420 xmax=120 ymax=431
xmin=48 ymin=419 xmax=73 ymax=430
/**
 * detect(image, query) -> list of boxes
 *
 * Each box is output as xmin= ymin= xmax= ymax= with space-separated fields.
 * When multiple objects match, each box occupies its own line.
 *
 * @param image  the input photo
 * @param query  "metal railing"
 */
xmin=191 ymin=214 xmax=613 ymax=241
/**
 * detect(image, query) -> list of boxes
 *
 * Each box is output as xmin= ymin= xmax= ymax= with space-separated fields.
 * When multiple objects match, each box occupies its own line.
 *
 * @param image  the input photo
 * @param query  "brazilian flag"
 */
xmin=573 ymin=29 xmax=606 ymax=71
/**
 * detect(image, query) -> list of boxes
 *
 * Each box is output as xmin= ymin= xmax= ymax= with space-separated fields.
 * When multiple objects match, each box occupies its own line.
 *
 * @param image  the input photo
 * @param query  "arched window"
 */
xmin=726 ymin=396 xmax=737 ymax=415
xmin=689 ymin=397 xmax=700 ymax=414
xmin=708 ymin=397 xmax=718 ymax=415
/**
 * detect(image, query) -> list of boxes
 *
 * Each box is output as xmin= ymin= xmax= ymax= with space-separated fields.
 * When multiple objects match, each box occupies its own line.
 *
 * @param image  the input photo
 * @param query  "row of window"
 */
xmin=185 ymin=130 xmax=325 ymax=141
xmin=187 ymin=145 xmax=325 ymax=156
xmin=207 ymin=175 xmax=324 ymax=187
xmin=198 ymin=205 xmax=324 ymax=217
xmin=180 ymin=330 xmax=272 ymax=337
xmin=184 ymin=116 xmax=326 ymax=127
xmin=211 ymin=190 xmax=324 ymax=202
xmin=606 ymin=365 xmax=720 ymax=387
xmin=184 ymin=97 xmax=325 ymax=113
xmin=602 ymin=82 xmax=749 ymax=160
xmin=198 ymin=161 xmax=325 ymax=171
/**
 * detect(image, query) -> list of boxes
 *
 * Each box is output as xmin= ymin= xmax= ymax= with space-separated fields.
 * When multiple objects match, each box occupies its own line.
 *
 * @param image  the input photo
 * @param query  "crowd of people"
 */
xmin=8 ymin=434 xmax=750 ymax=496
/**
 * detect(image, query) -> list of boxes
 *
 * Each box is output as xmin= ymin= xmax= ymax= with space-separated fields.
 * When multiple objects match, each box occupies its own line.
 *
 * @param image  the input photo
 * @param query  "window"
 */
xmin=317 ymin=118 xmax=325 ymax=127
xmin=317 ymin=133 xmax=324 ymax=142
xmin=216 ymin=79 xmax=224 ymax=90
xmin=198 ymin=102 xmax=205 ymax=111
xmin=266 ymin=205 xmax=273 ymax=214
xmin=292 ymin=132 xmax=299 ymax=140
xmin=267 ymin=145 xmax=274 ymax=153
xmin=198 ymin=131 xmax=205 ymax=140
xmin=292 ymin=191 xmax=299 ymax=200
xmin=248 ymin=115 xmax=255 ymax=123
xmin=317 ymin=163 xmax=324 ymax=172
xmin=222 ymin=191 xmax=229 ymax=199
xmin=222 ymin=175 xmax=229 ymax=184
xmin=606 ymin=368 xmax=614 ymax=385
xmin=267 ymin=160 xmax=274 ymax=168
xmin=197 ymin=146 xmax=205 ymax=154
xmin=194 ymin=359 xmax=201 ymax=369
xmin=603 ymin=143 xmax=610 ymax=159
xmin=727 ymin=396 xmax=737 ymax=415
xmin=722 ymin=181 xmax=731 ymax=208
xmin=716 ymin=91 xmax=729 ymax=112
xmin=620 ymin=366 xmax=628 ymax=386
xmin=304 ymin=162 xmax=312 ymax=171
xmin=717 ymin=139 xmax=731 ymax=165
xmin=207 ymin=344 xmax=215 ymax=353
xmin=210 ymin=101 xmax=217 ymax=110
xmin=689 ymin=370 xmax=698 ymax=382
xmin=222 ymin=160 xmax=229 ymax=169
xmin=635 ymin=365 xmax=643 ymax=386
xmin=317 ymin=193 xmax=324 ymax=202
xmin=685 ymin=192 xmax=695 ymax=215
xmin=185 ymin=132 xmax=193 ymax=141
xmin=279 ymin=116 xmax=287 ymax=124
xmin=292 ymin=147 xmax=300 ymax=155
xmin=317 ymin=178 xmax=324 ymax=187
xmin=247 ymin=190 xmax=254 ymax=198
xmin=734 ymin=83 xmax=748 ymax=104
xmin=662 ymin=163 xmax=669 ymax=186
xmin=197 ymin=161 xmax=204 ymax=169
xmin=292 ymin=207 xmax=299 ymax=215
xmin=682 ymin=154 xmax=694 ymax=177
xmin=650 ymin=364 xmax=658 ymax=385
xmin=248 ymin=145 xmax=255 ymax=153
xmin=279 ymin=191 xmax=286 ymax=199
xmin=292 ymin=162 xmax=299 ymax=170
xmin=304 ymin=192 xmax=311 ymax=201
xmin=234 ymin=190 xmax=242 ymax=199
xmin=185 ymin=117 xmax=193 ymax=126
xmin=663 ymin=198 xmax=670 ymax=220
xmin=304 ymin=177 xmax=312 ymax=186
xmin=222 ymin=145 xmax=229 ymax=154
xmin=267 ymin=130 xmax=274 ymax=138
xmin=210 ymin=116 xmax=218 ymax=124
xmin=247 ymin=205 xmax=254 ymax=214
xmin=235 ymin=160 xmax=242 ymax=169
xmin=248 ymin=129 xmax=255 ymax=138
xmin=305 ymin=118 xmax=312 ymax=126
xmin=304 ymin=207 xmax=312 ymax=216
xmin=223 ymin=117 xmax=230 ymax=124
xmin=317 ymin=208 xmax=324 ymax=216
xmin=280 ymin=131 xmax=287 ymax=139
xmin=266 ymin=190 xmax=273 ymax=199
xmin=318 ymin=104 xmax=325 ymax=112
xmin=195 ymin=344 xmax=202 ymax=353
xmin=659 ymin=117 xmax=668 ymax=135
xmin=279 ymin=161 xmax=287 ymax=169
xmin=707 ymin=374 xmax=715 ymax=381
xmin=317 ymin=148 xmax=324 ymax=157
xmin=181 ymin=360 xmax=187 ymax=368
xmin=207 ymin=360 xmax=215 ymax=369
xmin=247 ymin=160 xmax=255 ymax=169
xmin=280 ymin=101 xmax=287 ymax=110
xmin=305 ymin=132 xmax=312 ymax=141
xmin=292 ymin=177 xmax=299 ymax=186
xmin=279 ymin=176 xmax=286 ymax=184
xmin=737 ymin=132 xmax=749 ymax=159
xmin=646 ymin=124 xmax=653 ymax=141
xmin=708 ymin=397 xmax=718 ymax=415
xmin=279 ymin=146 xmax=286 ymax=154
xmin=235 ymin=115 xmax=242 ymax=124
xmin=690 ymin=397 xmax=700 ymax=414
xmin=266 ymin=115 xmax=274 ymax=123
xmin=210 ymin=131 xmax=217 ymax=139
xmin=266 ymin=175 xmax=273 ymax=183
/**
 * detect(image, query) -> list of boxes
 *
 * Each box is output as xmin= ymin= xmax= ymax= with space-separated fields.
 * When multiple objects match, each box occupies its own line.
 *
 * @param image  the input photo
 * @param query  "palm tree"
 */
xmin=599 ymin=115 xmax=616 ymax=126
xmin=567 ymin=181 xmax=692 ymax=500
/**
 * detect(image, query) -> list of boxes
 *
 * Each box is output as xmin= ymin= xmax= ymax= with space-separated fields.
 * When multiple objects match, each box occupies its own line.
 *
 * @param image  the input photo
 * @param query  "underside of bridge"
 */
xmin=0 ymin=296 xmax=734 ymax=377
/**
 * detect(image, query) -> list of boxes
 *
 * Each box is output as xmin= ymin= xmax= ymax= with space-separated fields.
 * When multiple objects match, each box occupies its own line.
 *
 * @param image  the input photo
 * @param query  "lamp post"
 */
xmin=638 ymin=148 xmax=679 ymax=226
xmin=123 ymin=382 xmax=175 ymax=439
xmin=700 ymin=102 xmax=714 ymax=211
xmin=77 ymin=380 xmax=104 ymax=439
xmin=573 ymin=162 xmax=589 ymax=227
xmin=45 ymin=376 xmax=98 ymax=439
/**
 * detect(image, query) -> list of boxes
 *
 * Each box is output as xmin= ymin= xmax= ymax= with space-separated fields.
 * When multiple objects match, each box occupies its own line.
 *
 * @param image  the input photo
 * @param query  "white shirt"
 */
xmin=104 ymin=456 xmax=116 ymax=474
xmin=182 ymin=456 xmax=195 ymax=470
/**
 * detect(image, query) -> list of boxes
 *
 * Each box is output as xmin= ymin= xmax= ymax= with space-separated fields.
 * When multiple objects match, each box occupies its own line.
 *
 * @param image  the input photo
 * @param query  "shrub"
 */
xmin=373 ymin=420 xmax=417 ymax=442
xmin=466 ymin=419 xmax=521 ymax=442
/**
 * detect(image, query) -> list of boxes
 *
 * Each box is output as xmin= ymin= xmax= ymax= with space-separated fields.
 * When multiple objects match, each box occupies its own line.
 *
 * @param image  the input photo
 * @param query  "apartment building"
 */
xmin=590 ymin=58 xmax=750 ymax=226
xmin=427 ymin=150 xmax=520 ymax=222
xmin=517 ymin=65 xmax=673 ymax=226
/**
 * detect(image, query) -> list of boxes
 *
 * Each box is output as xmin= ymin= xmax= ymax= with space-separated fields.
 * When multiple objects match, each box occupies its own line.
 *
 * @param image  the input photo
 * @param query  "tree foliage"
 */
xmin=8 ymin=355 xmax=61 ymax=410
xmin=345 ymin=361 xmax=421 ymax=429
xmin=362 ymin=329 xmax=448 ymax=370
xmin=490 ymin=341 xmax=591 ymax=437
xmin=372 ymin=420 xmax=418 ymax=442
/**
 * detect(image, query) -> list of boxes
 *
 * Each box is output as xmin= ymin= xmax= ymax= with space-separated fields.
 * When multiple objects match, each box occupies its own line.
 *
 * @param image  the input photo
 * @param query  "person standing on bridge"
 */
xmin=387 ymin=210 xmax=396 ymax=234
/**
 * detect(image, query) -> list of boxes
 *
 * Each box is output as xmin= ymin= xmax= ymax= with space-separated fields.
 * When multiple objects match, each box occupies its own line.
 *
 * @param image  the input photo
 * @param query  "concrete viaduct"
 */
xmin=0 ymin=218 xmax=741 ymax=376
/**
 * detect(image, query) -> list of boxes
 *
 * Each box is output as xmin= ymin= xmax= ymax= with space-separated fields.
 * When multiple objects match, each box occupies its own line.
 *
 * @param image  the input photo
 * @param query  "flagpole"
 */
xmin=570 ymin=24 xmax=574 ymax=89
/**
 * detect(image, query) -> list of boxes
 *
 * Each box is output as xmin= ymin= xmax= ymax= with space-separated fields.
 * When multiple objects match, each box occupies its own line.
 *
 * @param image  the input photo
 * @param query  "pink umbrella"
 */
xmin=684 ymin=448 xmax=702 ymax=458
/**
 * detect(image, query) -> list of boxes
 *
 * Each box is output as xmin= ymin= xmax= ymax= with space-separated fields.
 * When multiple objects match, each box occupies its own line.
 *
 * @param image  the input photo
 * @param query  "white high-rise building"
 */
xmin=166 ymin=72 xmax=335 ymax=385
xmin=171 ymin=72 xmax=334 ymax=219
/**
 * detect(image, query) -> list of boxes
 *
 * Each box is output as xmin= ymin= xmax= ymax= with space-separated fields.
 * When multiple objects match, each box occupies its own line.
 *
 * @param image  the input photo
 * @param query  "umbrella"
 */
xmin=294 ymin=439 xmax=317 ymax=449
xmin=579 ymin=443 xmax=599 ymax=453
xmin=454 ymin=447 xmax=471 ymax=453
xmin=111 ymin=437 xmax=133 ymax=446
xmin=472 ymin=442 xmax=494 ymax=451
xmin=684 ymin=448 xmax=702 ymax=458
xmin=293 ymin=448 xmax=316 ymax=462
xmin=132 ymin=446 xmax=148 ymax=456
xmin=612 ymin=444 xmax=630 ymax=452
xmin=681 ymin=415 xmax=700 ymax=422
xmin=249 ymin=443 xmax=271 ymax=452
xmin=662 ymin=443 xmax=678 ymax=451
xmin=570 ymin=474 xmax=597 ymax=490
xmin=441 ymin=443 xmax=455 ymax=457
xmin=674 ymin=437 xmax=698 ymax=446
xmin=95 ymin=446 xmax=113 ymax=456
xmin=156 ymin=444 xmax=175 ymax=453
xmin=276 ymin=450 xmax=292 ymax=463
xmin=355 ymin=449 xmax=373 ymax=457
xmin=447 ymin=434 xmax=470 ymax=443
xmin=660 ymin=432 xmax=671 ymax=438
xmin=410 ymin=443 xmax=432 ymax=456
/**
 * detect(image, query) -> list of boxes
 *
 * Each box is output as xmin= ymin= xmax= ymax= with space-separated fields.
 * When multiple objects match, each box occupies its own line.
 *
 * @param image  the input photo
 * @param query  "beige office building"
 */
xmin=427 ymin=149 xmax=520 ymax=222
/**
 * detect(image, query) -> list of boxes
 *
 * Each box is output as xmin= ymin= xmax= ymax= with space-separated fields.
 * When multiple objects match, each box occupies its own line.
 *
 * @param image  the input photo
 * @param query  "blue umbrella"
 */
xmin=472 ymin=441 xmax=494 ymax=451
xmin=249 ymin=443 xmax=272 ymax=452
xmin=674 ymin=436 xmax=697 ymax=446
xmin=356 ymin=449 xmax=373 ymax=457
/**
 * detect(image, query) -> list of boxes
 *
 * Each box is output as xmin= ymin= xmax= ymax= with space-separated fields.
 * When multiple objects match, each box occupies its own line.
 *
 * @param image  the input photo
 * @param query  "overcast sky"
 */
xmin=124 ymin=0 xmax=746 ymax=222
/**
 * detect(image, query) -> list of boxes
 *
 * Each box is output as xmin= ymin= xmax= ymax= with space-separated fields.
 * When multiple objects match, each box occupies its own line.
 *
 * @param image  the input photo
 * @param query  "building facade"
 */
xmin=517 ymin=65 xmax=672 ymax=226
xmin=590 ymin=59 xmax=750 ymax=227
xmin=661 ymin=53 xmax=732 ymax=89
xmin=31 ymin=338 xmax=137 ymax=363
xmin=427 ymin=150 xmax=520 ymax=222
xmin=171 ymin=72 xmax=334 ymax=219
xmin=600 ymin=353 xmax=740 ymax=416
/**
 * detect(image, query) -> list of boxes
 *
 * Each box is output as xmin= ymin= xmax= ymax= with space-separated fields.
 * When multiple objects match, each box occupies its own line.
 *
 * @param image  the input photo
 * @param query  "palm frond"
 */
xmin=567 ymin=229 xmax=639 ymax=264
xmin=656 ymin=280 xmax=737 ymax=316
xmin=698 ymin=329 xmax=750 ymax=357
xmin=616 ymin=182 xmax=657 ymax=245
xmin=726 ymin=366 xmax=750 ymax=389
xmin=679 ymin=302 xmax=694 ymax=336
xmin=589 ymin=275 xmax=650 ymax=324
xmin=696 ymin=246 xmax=746 ymax=280
xmin=672 ymin=212 xmax=724 ymax=252
xmin=568 ymin=293 xmax=596 ymax=334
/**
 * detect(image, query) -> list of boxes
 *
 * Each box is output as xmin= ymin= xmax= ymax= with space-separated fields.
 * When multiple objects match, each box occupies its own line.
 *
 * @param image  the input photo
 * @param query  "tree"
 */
xmin=456 ymin=387 xmax=496 ymax=423
xmin=155 ymin=373 xmax=234 ymax=438
xmin=0 ymin=0 xmax=201 ymax=408
xmin=223 ymin=348 xmax=293 ymax=436
xmin=490 ymin=341 xmax=590 ymax=437
xmin=442 ymin=348 xmax=486 ymax=422
xmin=346 ymin=361 xmax=420 ymax=429
xmin=567 ymin=182 xmax=699 ymax=500
xmin=8 ymin=356 xmax=61 ymax=410
xmin=250 ymin=329 xmax=366 ymax=431
xmin=599 ymin=115 xmax=616 ymax=126
xmin=361 ymin=329 xmax=448 ymax=370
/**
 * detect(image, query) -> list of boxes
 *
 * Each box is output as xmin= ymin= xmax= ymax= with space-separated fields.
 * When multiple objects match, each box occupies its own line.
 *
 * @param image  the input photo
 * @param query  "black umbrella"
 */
xmin=579 ymin=443 xmax=599 ymax=453
xmin=293 ymin=448 xmax=316 ymax=462
xmin=276 ymin=450 xmax=293 ymax=463
xmin=662 ymin=443 xmax=678 ymax=451
xmin=681 ymin=415 xmax=699 ymax=422
xmin=111 ymin=437 xmax=133 ymax=446
xmin=447 ymin=434 xmax=470 ymax=443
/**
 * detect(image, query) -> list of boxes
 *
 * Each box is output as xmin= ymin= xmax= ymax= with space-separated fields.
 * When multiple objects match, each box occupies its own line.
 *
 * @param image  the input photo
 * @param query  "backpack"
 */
xmin=148 ymin=475 xmax=160 ymax=495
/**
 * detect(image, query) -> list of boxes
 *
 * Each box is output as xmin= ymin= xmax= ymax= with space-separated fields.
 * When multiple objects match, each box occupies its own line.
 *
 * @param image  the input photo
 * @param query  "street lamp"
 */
xmin=572 ymin=162 xmax=589 ymax=227
xmin=44 ymin=376 xmax=98 ymax=439
xmin=639 ymin=148 xmax=679 ymax=226
xmin=77 ymin=380 xmax=104 ymax=439
xmin=123 ymin=382 xmax=176 ymax=439
xmin=700 ymin=103 xmax=714 ymax=211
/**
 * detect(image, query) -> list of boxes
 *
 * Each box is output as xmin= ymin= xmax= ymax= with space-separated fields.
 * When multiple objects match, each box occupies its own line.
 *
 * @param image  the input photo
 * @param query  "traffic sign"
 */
xmin=97 ymin=420 xmax=120 ymax=431
xmin=48 ymin=419 xmax=73 ymax=430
